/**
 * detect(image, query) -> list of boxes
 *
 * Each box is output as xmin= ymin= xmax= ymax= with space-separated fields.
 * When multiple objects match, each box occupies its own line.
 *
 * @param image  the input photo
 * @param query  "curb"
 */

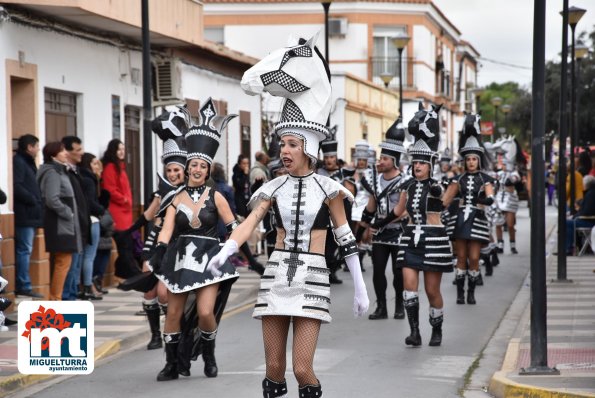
xmin=0 ymin=286 xmax=258 ymax=397
xmin=486 ymin=223 xmax=595 ymax=398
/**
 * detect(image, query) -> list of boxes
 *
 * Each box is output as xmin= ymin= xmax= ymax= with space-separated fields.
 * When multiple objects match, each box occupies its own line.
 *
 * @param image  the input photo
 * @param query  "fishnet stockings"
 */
xmin=262 ymin=316 xmax=321 ymax=387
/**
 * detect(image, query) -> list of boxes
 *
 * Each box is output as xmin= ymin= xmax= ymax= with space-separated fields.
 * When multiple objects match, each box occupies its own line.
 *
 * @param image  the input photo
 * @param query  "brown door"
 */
xmin=124 ymin=105 xmax=142 ymax=211
xmin=240 ymin=110 xmax=251 ymax=157
xmin=45 ymin=89 xmax=77 ymax=142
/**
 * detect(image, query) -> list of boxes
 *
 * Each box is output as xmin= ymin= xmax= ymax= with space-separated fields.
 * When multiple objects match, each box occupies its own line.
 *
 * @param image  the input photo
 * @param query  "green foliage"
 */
xmin=477 ymin=27 xmax=595 ymax=150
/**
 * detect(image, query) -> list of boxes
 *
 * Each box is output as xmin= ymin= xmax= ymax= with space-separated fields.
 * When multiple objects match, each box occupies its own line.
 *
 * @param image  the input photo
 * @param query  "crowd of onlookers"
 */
xmin=4 ymin=134 xmax=134 ymax=303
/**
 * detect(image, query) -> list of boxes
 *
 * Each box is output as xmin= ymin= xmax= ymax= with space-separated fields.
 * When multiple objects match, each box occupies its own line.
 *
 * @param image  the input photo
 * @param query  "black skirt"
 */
xmin=454 ymin=206 xmax=490 ymax=244
xmin=149 ymin=235 xmax=239 ymax=294
xmin=396 ymin=225 xmax=453 ymax=273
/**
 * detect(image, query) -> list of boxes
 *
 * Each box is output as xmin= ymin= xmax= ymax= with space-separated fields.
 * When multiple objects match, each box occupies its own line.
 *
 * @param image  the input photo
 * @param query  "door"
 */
xmin=124 ymin=105 xmax=142 ymax=211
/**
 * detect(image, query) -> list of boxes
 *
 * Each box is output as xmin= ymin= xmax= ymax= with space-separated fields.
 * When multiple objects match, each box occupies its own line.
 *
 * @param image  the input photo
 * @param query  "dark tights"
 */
xmin=262 ymin=316 xmax=321 ymax=387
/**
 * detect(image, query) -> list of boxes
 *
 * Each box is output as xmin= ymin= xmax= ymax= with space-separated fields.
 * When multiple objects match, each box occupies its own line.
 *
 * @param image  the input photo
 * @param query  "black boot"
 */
xmin=368 ymin=300 xmax=388 ymax=320
xmin=157 ymin=333 xmax=180 ymax=381
xmin=476 ymin=271 xmax=484 ymax=286
xmin=394 ymin=296 xmax=405 ymax=319
xmin=249 ymin=259 xmax=266 ymax=276
xmin=329 ymin=270 xmax=343 ymax=284
xmin=404 ymin=297 xmax=422 ymax=346
xmin=429 ymin=315 xmax=443 ymax=346
xmin=467 ymin=274 xmax=477 ymax=305
xmin=262 ymin=378 xmax=288 ymax=398
xmin=82 ymin=285 xmax=102 ymax=300
xmin=298 ymin=383 xmax=322 ymax=398
xmin=201 ymin=330 xmax=218 ymax=378
xmin=491 ymin=248 xmax=500 ymax=267
xmin=483 ymin=253 xmax=493 ymax=276
xmin=455 ymin=272 xmax=466 ymax=304
xmin=92 ymin=275 xmax=108 ymax=294
xmin=143 ymin=302 xmax=162 ymax=350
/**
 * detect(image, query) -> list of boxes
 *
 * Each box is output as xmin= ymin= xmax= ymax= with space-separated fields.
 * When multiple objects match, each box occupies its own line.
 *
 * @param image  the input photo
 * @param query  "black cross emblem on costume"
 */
xmin=283 ymin=252 xmax=304 ymax=286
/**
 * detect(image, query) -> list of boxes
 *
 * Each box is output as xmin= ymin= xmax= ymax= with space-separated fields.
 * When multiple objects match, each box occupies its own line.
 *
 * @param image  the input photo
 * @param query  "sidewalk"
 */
xmin=489 ymin=245 xmax=595 ymax=397
xmin=0 ymin=266 xmax=261 ymax=397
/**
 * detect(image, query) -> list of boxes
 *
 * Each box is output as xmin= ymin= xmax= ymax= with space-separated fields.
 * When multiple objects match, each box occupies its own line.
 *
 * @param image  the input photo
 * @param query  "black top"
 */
xmin=402 ymin=178 xmax=444 ymax=224
xmin=13 ymin=151 xmax=43 ymax=227
xmin=454 ymin=171 xmax=494 ymax=207
xmin=173 ymin=186 xmax=219 ymax=238
xmin=80 ymin=167 xmax=106 ymax=218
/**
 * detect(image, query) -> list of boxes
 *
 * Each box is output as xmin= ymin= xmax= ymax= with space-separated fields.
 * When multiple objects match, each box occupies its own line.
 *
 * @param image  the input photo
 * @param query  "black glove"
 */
xmin=370 ymin=211 xmax=397 ymax=230
xmin=355 ymin=224 xmax=366 ymax=242
xmin=477 ymin=192 xmax=494 ymax=206
xmin=504 ymin=178 xmax=515 ymax=187
xmin=150 ymin=243 xmax=167 ymax=274
xmin=128 ymin=214 xmax=148 ymax=233
xmin=429 ymin=184 xmax=443 ymax=198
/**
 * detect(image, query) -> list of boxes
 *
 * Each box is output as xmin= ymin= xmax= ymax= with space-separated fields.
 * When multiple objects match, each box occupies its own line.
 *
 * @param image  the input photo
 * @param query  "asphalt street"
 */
xmin=13 ymin=205 xmax=538 ymax=398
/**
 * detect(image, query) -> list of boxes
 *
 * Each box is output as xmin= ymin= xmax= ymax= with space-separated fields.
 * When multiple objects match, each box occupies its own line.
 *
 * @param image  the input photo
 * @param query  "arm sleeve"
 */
xmin=101 ymin=164 xmax=127 ymax=205
xmin=12 ymin=159 xmax=35 ymax=205
xmin=41 ymin=171 xmax=73 ymax=220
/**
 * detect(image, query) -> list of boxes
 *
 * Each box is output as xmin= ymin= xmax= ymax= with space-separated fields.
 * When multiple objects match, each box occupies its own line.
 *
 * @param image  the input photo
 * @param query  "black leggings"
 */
xmin=371 ymin=244 xmax=403 ymax=303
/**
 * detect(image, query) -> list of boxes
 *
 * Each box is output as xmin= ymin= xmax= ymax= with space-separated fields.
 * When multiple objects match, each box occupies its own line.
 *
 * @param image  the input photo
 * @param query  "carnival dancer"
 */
xmin=379 ymin=103 xmax=453 ymax=346
xmin=349 ymin=140 xmax=373 ymax=271
xmin=317 ymin=126 xmax=356 ymax=284
xmin=494 ymin=137 xmax=525 ymax=254
xmin=122 ymin=106 xmax=190 ymax=350
xmin=358 ymin=118 xmax=408 ymax=320
xmin=208 ymin=33 xmax=369 ymax=398
xmin=149 ymin=99 xmax=240 ymax=382
xmin=444 ymin=113 xmax=495 ymax=305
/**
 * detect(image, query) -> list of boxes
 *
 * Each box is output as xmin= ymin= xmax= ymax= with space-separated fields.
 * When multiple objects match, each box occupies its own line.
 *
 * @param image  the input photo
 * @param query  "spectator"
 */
xmin=249 ymin=151 xmax=271 ymax=191
xmin=101 ymin=139 xmax=133 ymax=231
xmin=212 ymin=162 xmax=237 ymax=241
xmin=566 ymin=175 xmax=595 ymax=255
xmin=61 ymin=136 xmax=91 ymax=301
xmin=12 ymin=134 xmax=43 ymax=297
xmin=577 ymin=149 xmax=592 ymax=177
xmin=232 ymin=154 xmax=251 ymax=218
xmin=37 ymin=142 xmax=82 ymax=300
xmin=93 ymin=159 xmax=113 ymax=295
xmin=78 ymin=153 xmax=105 ymax=300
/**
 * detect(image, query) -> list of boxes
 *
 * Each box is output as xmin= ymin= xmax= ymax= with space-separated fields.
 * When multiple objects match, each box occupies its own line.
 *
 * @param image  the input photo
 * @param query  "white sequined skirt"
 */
xmin=253 ymin=250 xmax=332 ymax=324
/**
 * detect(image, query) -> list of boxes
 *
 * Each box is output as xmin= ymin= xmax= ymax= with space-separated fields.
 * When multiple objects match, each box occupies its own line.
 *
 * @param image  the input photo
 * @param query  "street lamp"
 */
xmin=380 ymin=72 xmax=394 ymax=89
xmin=321 ymin=1 xmax=332 ymax=64
xmin=575 ymin=41 xmax=588 ymax=146
xmin=392 ymin=32 xmax=410 ymax=119
xmin=491 ymin=96 xmax=502 ymax=142
xmin=501 ymin=104 xmax=512 ymax=135
xmin=567 ymin=5 xmax=586 ymax=215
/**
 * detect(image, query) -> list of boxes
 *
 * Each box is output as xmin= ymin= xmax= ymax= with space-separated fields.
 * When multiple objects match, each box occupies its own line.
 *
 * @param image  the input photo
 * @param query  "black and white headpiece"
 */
xmin=353 ymin=139 xmax=369 ymax=161
xmin=320 ymin=125 xmax=338 ymax=157
xmin=241 ymin=32 xmax=331 ymax=161
xmin=407 ymin=102 xmax=442 ymax=165
xmin=152 ymin=105 xmax=191 ymax=168
xmin=185 ymin=98 xmax=237 ymax=166
xmin=459 ymin=112 xmax=487 ymax=169
xmin=379 ymin=117 xmax=406 ymax=165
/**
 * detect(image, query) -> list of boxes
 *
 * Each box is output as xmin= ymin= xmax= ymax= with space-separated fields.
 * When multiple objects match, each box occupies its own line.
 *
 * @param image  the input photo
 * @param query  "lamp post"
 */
xmin=568 ymin=5 xmax=586 ymax=215
xmin=321 ymin=1 xmax=331 ymax=64
xmin=501 ymin=104 xmax=512 ymax=135
xmin=392 ymin=32 xmax=410 ymax=119
xmin=575 ymin=41 xmax=588 ymax=147
xmin=141 ymin=0 xmax=153 ymax=219
xmin=491 ymin=96 xmax=502 ymax=142
xmin=380 ymin=72 xmax=394 ymax=89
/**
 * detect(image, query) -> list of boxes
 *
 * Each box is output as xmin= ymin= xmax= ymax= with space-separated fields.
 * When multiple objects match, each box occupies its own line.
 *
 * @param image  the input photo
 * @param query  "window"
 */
xmin=372 ymin=27 xmax=408 ymax=88
xmin=112 ymin=95 xmax=121 ymax=139
xmin=45 ymin=88 xmax=77 ymax=142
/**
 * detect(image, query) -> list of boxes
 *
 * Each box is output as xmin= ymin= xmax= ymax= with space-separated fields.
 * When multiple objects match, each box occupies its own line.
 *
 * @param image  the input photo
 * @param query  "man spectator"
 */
xmin=13 ymin=134 xmax=43 ymax=298
xmin=249 ymin=151 xmax=271 ymax=192
xmin=61 ymin=136 xmax=90 ymax=300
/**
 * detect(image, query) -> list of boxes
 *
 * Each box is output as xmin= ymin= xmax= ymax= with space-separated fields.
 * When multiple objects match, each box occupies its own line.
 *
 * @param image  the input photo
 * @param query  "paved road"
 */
xmin=14 ymin=205 xmax=538 ymax=398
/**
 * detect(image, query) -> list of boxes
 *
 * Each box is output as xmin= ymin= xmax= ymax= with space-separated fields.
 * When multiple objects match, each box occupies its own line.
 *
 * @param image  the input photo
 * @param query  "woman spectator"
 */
xmin=79 ymin=153 xmax=105 ymax=300
xmin=232 ymin=155 xmax=251 ymax=219
xmin=101 ymin=139 xmax=133 ymax=231
xmin=93 ymin=160 xmax=113 ymax=294
xmin=37 ymin=142 xmax=81 ymax=300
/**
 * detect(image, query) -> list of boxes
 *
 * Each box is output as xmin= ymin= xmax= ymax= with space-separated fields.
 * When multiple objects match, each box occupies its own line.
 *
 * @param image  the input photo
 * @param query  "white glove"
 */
xmin=207 ymin=239 xmax=239 ymax=277
xmin=344 ymin=254 xmax=369 ymax=317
